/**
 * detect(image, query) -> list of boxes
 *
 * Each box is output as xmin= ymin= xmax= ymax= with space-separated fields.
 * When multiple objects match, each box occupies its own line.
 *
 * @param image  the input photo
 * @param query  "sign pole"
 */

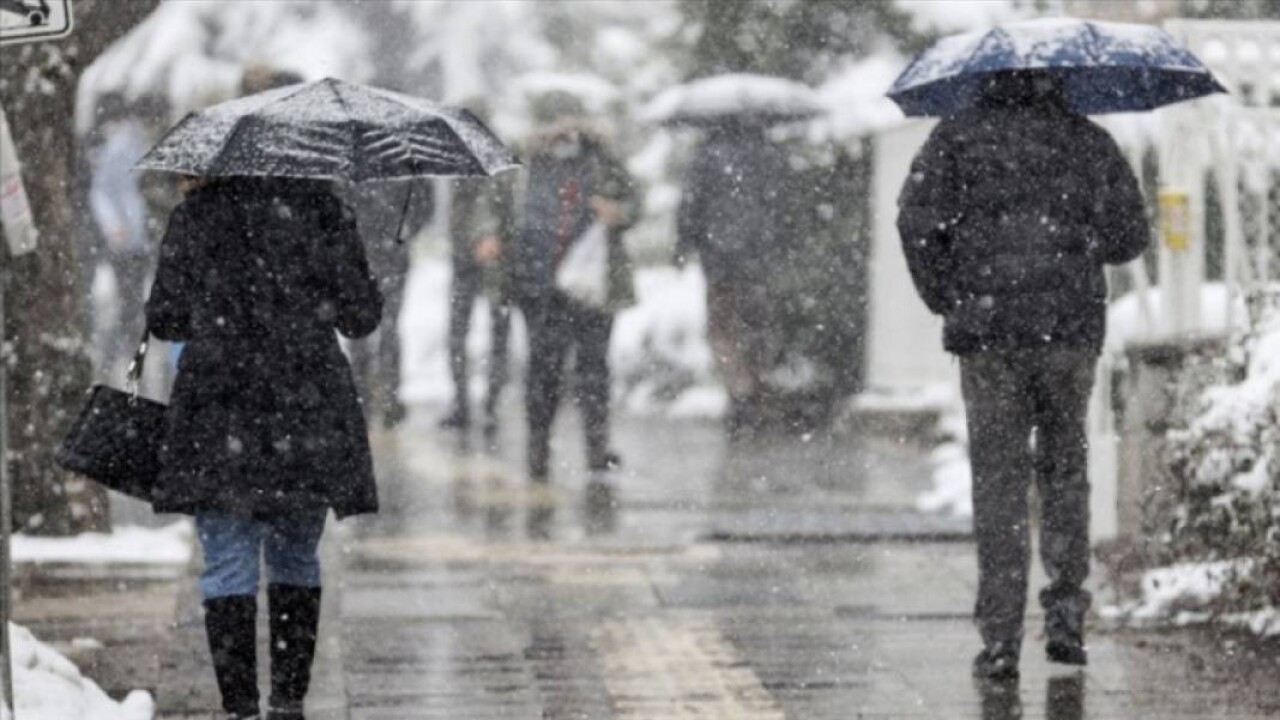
xmin=0 ymin=267 xmax=12 ymax=717
xmin=1 ymin=98 xmax=38 ymax=718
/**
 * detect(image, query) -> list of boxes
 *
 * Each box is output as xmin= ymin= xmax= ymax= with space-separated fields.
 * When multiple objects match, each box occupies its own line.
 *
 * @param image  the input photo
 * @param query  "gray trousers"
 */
xmin=959 ymin=348 xmax=1096 ymax=649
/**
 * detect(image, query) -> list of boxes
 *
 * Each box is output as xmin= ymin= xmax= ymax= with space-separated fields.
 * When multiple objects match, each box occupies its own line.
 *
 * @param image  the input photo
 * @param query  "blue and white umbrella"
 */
xmin=888 ymin=18 xmax=1227 ymax=116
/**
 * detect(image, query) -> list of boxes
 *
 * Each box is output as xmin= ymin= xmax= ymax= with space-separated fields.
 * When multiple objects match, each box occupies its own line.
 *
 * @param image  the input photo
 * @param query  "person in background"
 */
xmin=342 ymin=179 xmax=433 ymax=428
xmin=439 ymin=110 xmax=518 ymax=436
xmin=147 ymin=176 xmax=383 ymax=720
xmin=897 ymin=70 xmax=1149 ymax=681
xmin=87 ymin=91 xmax=152 ymax=378
xmin=675 ymin=119 xmax=789 ymax=435
xmin=509 ymin=91 xmax=639 ymax=482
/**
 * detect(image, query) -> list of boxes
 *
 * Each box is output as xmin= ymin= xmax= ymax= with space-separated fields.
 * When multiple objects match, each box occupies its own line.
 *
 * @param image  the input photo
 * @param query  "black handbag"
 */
xmin=55 ymin=331 xmax=167 ymax=501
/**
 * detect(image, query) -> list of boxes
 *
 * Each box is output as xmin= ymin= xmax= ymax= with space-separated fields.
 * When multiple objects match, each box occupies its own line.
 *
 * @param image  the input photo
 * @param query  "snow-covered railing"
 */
xmin=1157 ymin=20 xmax=1280 ymax=338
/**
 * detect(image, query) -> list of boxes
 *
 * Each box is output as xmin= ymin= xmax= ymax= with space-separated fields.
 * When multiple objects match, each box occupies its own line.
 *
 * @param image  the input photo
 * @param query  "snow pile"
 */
xmin=815 ymin=53 xmax=909 ymax=140
xmin=853 ymin=383 xmax=973 ymax=518
xmin=5 ymin=623 xmax=154 ymax=720
xmin=12 ymin=522 xmax=193 ymax=565
xmin=1106 ymin=283 xmax=1249 ymax=353
xmin=1101 ymin=561 xmax=1280 ymax=637
xmin=612 ymin=265 xmax=716 ymax=412
xmin=639 ymin=73 xmax=824 ymax=126
xmin=852 ymin=383 xmax=956 ymax=413
xmin=916 ymin=441 xmax=974 ymax=517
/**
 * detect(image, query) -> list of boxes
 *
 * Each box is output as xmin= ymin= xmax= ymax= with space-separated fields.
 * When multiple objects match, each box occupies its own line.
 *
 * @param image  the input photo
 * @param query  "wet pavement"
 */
xmin=15 ymin=407 xmax=1280 ymax=718
xmin=308 ymin=409 xmax=1278 ymax=719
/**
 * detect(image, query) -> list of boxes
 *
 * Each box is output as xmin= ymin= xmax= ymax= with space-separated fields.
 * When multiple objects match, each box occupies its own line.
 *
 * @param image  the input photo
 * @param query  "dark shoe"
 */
xmin=438 ymin=404 xmax=470 ymax=430
xmin=972 ymin=643 xmax=1020 ymax=681
xmin=528 ymin=438 xmax=550 ymax=483
xmin=1044 ymin=593 xmax=1089 ymax=666
xmin=204 ymin=595 xmax=260 ymax=718
xmin=268 ymin=585 xmax=322 ymax=718
xmin=587 ymin=450 xmax=622 ymax=473
xmin=1046 ymin=633 xmax=1087 ymax=666
xmin=383 ymin=399 xmax=407 ymax=429
xmin=481 ymin=412 xmax=499 ymax=443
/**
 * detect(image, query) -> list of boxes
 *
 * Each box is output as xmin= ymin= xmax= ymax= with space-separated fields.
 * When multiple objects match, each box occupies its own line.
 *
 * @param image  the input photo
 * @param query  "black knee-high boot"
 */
xmin=204 ymin=595 xmax=260 ymax=718
xmin=267 ymin=584 xmax=322 ymax=720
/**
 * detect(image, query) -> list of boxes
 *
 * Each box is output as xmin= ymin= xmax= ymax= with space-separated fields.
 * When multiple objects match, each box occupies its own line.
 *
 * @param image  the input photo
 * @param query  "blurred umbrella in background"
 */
xmin=641 ymin=73 xmax=824 ymax=127
xmin=888 ymin=18 xmax=1227 ymax=117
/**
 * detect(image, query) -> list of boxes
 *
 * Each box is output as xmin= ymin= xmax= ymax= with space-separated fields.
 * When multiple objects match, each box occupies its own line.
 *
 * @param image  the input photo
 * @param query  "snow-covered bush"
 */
xmin=5 ymin=622 xmax=153 ymax=720
xmin=1160 ymin=290 xmax=1280 ymax=620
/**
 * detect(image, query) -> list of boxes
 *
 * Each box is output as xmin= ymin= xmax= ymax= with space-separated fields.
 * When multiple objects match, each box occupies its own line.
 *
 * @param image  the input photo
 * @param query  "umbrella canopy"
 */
xmin=642 ymin=73 xmax=824 ymax=127
xmin=136 ymin=78 xmax=519 ymax=180
xmin=888 ymin=18 xmax=1227 ymax=116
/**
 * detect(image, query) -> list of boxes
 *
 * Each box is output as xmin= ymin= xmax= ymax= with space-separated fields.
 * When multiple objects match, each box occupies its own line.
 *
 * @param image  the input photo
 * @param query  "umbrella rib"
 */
xmin=203 ymin=113 xmax=258 ymax=176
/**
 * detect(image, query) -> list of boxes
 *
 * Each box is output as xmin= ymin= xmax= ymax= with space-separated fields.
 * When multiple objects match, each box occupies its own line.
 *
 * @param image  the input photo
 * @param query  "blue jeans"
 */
xmin=196 ymin=511 xmax=327 ymax=600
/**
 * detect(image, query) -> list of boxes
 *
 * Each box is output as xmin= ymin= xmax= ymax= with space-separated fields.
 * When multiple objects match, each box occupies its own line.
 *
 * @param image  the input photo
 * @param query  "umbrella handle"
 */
xmin=394 ymin=183 xmax=413 ymax=244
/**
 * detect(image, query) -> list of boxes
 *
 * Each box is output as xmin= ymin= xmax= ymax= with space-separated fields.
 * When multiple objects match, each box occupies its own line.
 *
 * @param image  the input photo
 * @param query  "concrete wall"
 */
xmin=867 ymin=120 xmax=960 ymax=396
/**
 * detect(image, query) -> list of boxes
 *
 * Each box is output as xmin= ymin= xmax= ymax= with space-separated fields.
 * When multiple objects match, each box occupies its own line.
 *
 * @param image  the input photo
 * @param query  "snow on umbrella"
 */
xmin=641 ymin=73 xmax=824 ymax=127
xmin=136 ymin=78 xmax=519 ymax=180
xmin=888 ymin=18 xmax=1227 ymax=117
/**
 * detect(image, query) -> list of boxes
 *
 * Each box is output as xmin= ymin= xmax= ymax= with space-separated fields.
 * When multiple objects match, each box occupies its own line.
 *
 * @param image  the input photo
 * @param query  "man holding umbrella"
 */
xmin=892 ymin=20 xmax=1223 ymax=681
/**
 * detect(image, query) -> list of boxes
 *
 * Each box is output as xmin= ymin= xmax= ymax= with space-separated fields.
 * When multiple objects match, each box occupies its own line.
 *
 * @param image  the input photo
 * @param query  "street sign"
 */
xmin=0 ymin=0 xmax=72 ymax=46
xmin=0 ymin=106 xmax=38 ymax=256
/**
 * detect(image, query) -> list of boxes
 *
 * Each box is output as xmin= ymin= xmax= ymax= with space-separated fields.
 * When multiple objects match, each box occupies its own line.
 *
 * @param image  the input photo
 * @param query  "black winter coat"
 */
xmin=511 ymin=134 xmax=640 ymax=312
xmin=146 ymin=179 xmax=383 ymax=519
xmin=676 ymin=127 xmax=790 ymax=284
xmin=896 ymin=104 xmax=1149 ymax=355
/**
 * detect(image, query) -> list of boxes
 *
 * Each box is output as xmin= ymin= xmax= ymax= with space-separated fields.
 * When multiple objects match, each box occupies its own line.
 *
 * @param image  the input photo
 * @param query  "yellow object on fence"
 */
xmin=1159 ymin=188 xmax=1191 ymax=252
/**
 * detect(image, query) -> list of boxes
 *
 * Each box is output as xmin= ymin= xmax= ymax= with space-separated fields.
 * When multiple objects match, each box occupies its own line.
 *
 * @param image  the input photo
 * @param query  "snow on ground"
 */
xmin=916 ymin=441 xmax=973 ymax=517
xmin=399 ymin=255 xmax=718 ymax=416
xmin=1101 ymin=560 xmax=1280 ymax=637
xmin=1106 ymin=283 xmax=1248 ymax=353
xmin=5 ymin=623 xmax=154 ymax=720
xmin=855 ymin=383 xmax=973 ymax=518
xmin=11 ymin=522 xmax=192 ymax=565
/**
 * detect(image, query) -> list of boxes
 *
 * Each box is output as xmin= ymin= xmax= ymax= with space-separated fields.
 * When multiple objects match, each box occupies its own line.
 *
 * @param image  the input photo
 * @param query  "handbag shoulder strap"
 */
xmin=125 ymin=327 xmax=151 ymax=395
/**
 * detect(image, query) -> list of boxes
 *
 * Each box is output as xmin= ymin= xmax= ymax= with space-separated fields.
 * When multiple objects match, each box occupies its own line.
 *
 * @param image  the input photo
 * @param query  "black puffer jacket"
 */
xmin=146 ymin=179 xmax=382 ymax=518
xmin=897 ymin=84 xmax=1149 ymax=355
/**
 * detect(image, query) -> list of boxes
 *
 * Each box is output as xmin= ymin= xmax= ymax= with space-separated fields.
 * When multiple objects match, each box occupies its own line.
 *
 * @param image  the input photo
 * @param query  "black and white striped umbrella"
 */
xmin=136 ymin=78 xmax=518 ymax=180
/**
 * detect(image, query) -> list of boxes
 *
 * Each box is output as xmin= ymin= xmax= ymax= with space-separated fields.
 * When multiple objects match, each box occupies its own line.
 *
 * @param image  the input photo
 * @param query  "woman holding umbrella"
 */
xmin=139 ymin=79 xmax=517 ymax=720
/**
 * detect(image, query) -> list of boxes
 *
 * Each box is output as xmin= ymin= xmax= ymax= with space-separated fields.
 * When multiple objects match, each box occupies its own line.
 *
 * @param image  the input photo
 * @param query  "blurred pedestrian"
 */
xmin=341 ymin=180 xmax=433 ymax=429
xmin=675 ymin=120 xmax=789 ymax=433
xmin=439 ymin=165 xmax=517 ymax=436
xmin=147 ymin=177 xmax=382 ymax=720
xmin=510 ymin=91 xmax=639 ymax=481
xmin=87 ymin=91 xmax=153 ymax=379
xmin=240 ymin=64 xmax=303 ymax=96
xmin=897 ymin=71 xmax=1149 ymax=680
